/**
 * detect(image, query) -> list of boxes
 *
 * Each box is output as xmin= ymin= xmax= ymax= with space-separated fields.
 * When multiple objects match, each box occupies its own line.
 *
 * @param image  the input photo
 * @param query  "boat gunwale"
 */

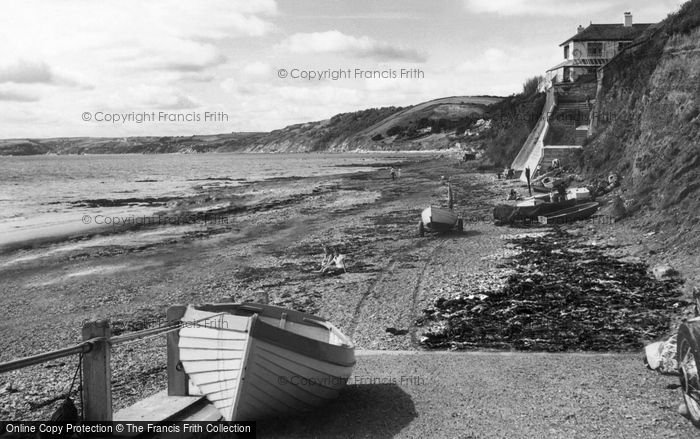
xmin=251 ymin=317 xmax=356 ymax=368
xmin=540 ymin=201 xmax=600 ymax=219
xmin=194 ymin=303 xmax=356 ymax=368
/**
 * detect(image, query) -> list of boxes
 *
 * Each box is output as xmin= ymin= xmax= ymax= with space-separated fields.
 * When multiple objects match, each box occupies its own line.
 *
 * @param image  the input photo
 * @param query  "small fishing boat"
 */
xmin=542 ymin=177 xmax=564 ymax=188
xmin=178 ymin=302 xmax=355 ymax=421
xmin=493 ymin=199 xmax=577 ymax=225
xmin=531 ymin=184 xmax=550 ymax=193
xmin=538 ymin=202 xmax=600 ymax=225
xmin=419 ymin=205 xmax=462 ymax=236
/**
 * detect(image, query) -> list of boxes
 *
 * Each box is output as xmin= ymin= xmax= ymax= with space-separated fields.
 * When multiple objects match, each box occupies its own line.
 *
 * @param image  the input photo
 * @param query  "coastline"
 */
xmin=0 ymin=154 xmax=697 ymax=434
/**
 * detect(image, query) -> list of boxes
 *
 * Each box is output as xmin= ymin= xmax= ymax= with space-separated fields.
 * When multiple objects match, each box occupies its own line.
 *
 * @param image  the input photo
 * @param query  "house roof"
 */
xmin=560 ymin=23 xmax=653 ymax=46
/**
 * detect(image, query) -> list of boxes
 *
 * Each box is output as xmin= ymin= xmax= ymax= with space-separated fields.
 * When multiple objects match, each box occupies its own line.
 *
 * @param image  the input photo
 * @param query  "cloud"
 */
xmin=462 ymin=0 xmax=611 ymax=16
xmin=221 ymin=62 xmax=276 ymax=94
xmin=91 ymin=85 xmax=199 ymax=111
xmin=0 ymin=86 xmax=39 ymax=102
xmin=0 ymin=59 xmax=90 ymax=91
xmin=279 ymin=30 xmax=426 ymax=62
xmin=0 ymin=60 xmax=54 ymax=84
xmin=456 ymin=49 xmax=510 ymax=73
xmin=126 ymin=85 xmax=199 ymax=110
xmin=0 ymin=1 xmax=278 ymax=76
xmin=242 ymin=61 xmax=275 ymax=78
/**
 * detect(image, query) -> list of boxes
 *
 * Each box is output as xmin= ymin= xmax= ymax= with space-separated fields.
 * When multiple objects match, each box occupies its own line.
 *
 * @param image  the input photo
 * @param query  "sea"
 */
xmin=0 ymin=152 xmax=419 ymax=246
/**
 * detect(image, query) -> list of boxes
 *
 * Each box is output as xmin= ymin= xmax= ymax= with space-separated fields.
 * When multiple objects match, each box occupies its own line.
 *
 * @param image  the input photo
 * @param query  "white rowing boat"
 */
xmin=420 ymin=205 xmax=460 ymax=236
xmin=177 ymin=302 xmax=355 ymax=421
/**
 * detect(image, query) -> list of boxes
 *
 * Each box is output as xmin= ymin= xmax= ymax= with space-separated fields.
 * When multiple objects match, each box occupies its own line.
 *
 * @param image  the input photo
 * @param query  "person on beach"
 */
xmin=319 ymin=245 xmax=334 ymax=269
xmin=390 ymin=167 xmax=396 ymax=180
xmin=317 ymin=246 xmax=347 ymax=274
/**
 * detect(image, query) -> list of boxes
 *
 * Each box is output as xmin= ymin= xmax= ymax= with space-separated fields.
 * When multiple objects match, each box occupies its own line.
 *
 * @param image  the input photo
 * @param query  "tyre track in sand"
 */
xmin=408 ymin=238 xmax=449 ymax=346
xmin=348 ymin=237 xmax=449 ymax=350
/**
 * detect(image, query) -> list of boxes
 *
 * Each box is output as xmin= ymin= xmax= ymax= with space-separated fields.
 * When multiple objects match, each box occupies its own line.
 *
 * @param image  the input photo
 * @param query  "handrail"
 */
xmin=110 ymin=320 xmax=181 ymax=346
xmin=0 ymin=343 xmax=91 ymax=374
xmin=0 ymin=310 xmax=227 ymax=374
xmin=0 ymin=327 xmax=182 ymax=374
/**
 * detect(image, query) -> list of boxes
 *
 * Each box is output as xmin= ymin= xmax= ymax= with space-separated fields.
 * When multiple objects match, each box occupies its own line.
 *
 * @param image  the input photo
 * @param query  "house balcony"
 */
xmin=545 ymin=56 xmax=612 ymax=87
xmin=569 ymin=56 xmax=611 ymax=66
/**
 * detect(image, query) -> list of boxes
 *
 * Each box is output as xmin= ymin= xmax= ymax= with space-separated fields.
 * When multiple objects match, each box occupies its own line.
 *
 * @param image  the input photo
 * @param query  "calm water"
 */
xmin=0 ymin=153 xmax=409 ymax=223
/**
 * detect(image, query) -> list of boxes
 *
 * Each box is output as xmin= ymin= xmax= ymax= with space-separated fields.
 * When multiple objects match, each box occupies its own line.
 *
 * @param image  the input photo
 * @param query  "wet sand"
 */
xmin=0 ymin=154 xmax=697 ymax=435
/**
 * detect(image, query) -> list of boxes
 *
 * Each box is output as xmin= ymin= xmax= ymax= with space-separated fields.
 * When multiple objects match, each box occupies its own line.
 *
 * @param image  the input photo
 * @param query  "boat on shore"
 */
xmin=419 ymin=205 xmax=462 ymax=236
xmin=493 ymin=199 xmax=577 ymax=225
xmin=178 ymin=302 xmax=356 ymax=421
xmin=538 ymin=202 xmax=600 ymax=225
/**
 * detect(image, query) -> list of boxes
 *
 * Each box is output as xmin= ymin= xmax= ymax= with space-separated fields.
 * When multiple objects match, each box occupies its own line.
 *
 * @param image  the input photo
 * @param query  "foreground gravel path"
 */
xmin=256 ymin=351 xmax=696 ymax=439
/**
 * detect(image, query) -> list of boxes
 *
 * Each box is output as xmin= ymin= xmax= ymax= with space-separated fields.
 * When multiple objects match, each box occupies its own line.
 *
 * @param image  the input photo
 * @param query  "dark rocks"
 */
xmin=418 ymin=228 xmax=687 ymax=352
xmin=652 ymin=264 xmax=680 ymax=281
xmin=610 ymin=195 xmax=627 ymax=220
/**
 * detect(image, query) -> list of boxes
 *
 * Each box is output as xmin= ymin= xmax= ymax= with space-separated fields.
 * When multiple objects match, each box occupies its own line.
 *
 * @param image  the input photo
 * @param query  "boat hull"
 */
xmin=538 ymin=202 xmax=600 ymax=225
xmin=421 ymin=205 xmax=458 ymax=231
xmin=178 ymin=303 xmax=355 ymax=421
xmin=493 ymin=199 xmax=577 ymax=224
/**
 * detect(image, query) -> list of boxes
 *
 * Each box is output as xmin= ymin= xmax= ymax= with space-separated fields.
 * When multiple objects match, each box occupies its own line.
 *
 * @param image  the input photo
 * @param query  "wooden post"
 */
xmin=167 ymin=305 xmax=188 ymax=396
xmin=82 ymin=320 xmax=112 ymax=421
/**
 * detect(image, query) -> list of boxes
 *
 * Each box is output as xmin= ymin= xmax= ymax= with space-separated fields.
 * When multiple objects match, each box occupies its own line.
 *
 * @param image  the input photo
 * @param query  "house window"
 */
xmin=564 ymin=45 xmax=569 ymax=59
xmin=587 ymin=42 xmax=603 ymax=58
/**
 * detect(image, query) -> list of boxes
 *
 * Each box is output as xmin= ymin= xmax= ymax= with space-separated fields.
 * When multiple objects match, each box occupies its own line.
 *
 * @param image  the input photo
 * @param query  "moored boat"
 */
xmin=493 ymin=199 xmax=577 ymax=225
xmin=538 ymin=202 xmax=600 ymax=225
xmin=419 ymin=205 xmax=461 ymax=236
xmin=178 ymin=302 xmax=355 ymax=421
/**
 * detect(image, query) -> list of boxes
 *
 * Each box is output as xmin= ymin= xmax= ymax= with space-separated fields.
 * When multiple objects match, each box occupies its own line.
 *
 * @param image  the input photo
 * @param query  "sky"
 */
xmin=0 ymin=0 xmax=683 ymax=139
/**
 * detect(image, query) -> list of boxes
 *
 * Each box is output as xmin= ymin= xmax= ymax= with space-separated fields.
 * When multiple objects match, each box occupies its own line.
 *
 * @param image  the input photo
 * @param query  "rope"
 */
xmin=66 ymin=352 xmax=82 ymax=399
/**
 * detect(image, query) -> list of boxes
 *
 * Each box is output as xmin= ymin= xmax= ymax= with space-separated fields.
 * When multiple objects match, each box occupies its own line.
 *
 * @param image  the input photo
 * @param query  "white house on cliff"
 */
xmin=513 ymin=13 xmax=655 ymax=180
xmin=543 ymin=13 xmax=653 ymax=88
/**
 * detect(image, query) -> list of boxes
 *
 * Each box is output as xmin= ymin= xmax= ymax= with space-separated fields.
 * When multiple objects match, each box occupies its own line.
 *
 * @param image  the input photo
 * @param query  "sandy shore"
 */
xmin=0 ymin=154 xmax=697 ymax=434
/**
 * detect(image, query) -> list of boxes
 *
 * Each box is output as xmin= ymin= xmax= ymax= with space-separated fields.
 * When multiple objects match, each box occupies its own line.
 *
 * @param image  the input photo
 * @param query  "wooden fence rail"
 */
xmin=0 ymin=305 xmax=195 ymax=421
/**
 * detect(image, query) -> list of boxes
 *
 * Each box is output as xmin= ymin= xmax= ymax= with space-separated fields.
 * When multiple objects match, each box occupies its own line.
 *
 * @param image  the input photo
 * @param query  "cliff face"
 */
xmin=584 ymin=2 xmax=700 ymax=244
xmin=481 ymin=92 xmax=546 ymax=168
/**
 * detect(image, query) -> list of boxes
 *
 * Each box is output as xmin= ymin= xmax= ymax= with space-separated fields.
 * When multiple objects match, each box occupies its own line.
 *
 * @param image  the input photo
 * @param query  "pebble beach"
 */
xmin=1 ymin=154 xmax=698 ymax=437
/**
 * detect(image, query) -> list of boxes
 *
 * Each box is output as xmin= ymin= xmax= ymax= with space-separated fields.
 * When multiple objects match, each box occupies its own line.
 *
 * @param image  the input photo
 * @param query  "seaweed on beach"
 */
xmin=417 ymin=228 xmax=687 ymax=352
